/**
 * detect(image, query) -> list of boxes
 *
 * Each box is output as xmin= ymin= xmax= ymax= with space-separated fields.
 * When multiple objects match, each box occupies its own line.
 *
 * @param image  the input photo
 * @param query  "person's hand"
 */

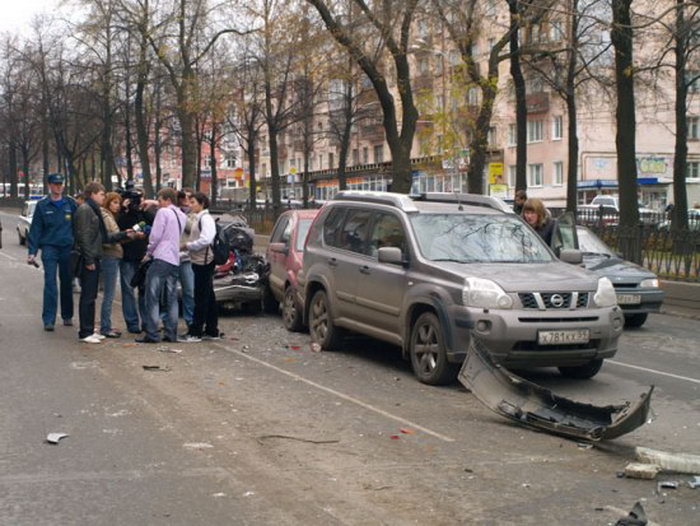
xmin=134 ymin=232 xmax=146 ymax=239
xmin=123 ymin=198 xmax=131 ymax=209
xmin=86 ymin=263 xmax=96 ymax=271
xmin=180 ymin=243 xmax=188 ymax=252
xmin=141 ymin=255 xmax=151 ymax=264
xmin=27 ymin=255 xmax=35 ymax=264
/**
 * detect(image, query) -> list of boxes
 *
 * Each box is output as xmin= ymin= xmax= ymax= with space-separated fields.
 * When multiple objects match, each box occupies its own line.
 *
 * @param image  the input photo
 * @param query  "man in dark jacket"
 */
xmin=27 ymin=173 xmax=78 ymax=331
xmin=74 ymin=182 xmax=131 ymax=343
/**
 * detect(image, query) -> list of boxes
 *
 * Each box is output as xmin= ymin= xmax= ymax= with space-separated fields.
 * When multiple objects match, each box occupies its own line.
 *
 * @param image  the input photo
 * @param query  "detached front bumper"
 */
xmin=446 ymin=304 xmax=624 ymax=367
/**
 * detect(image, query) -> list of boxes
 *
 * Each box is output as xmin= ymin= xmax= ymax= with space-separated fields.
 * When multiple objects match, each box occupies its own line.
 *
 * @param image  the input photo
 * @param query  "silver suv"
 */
xmin=298 ymin=192 xmax=625 ymax=385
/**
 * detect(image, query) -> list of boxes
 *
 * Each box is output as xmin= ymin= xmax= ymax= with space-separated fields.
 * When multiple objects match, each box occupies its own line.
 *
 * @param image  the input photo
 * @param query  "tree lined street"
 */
xmin=1 ymin=210 xmax=699 ymax=524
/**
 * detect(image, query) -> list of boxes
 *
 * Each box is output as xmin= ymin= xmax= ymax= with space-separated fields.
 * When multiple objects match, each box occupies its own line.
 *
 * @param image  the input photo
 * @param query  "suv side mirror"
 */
xmin=559 ymin=248 xmax=583 ymax=265
xmin=378 ymin=246 xmax=404 ymax=265
xmin=269 ymin=242 xmax=289 ymax=256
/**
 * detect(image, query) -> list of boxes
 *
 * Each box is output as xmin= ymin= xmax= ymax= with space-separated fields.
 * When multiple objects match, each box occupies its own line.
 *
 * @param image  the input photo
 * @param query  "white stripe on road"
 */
xmin=0 ymin=251 xmax=17 ymax=260
xmin=213 ymin=342 xmax=455 ymax=443
xmin=607 ymin=360 xmax=700 ymax=385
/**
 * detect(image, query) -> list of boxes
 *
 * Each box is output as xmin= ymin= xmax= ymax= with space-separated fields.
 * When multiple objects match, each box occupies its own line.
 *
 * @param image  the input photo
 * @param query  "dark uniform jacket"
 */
xmin=74 ymin=200 xmax=128 ymax=266
xmin=28 ymin=196 xmax=78 ymax=256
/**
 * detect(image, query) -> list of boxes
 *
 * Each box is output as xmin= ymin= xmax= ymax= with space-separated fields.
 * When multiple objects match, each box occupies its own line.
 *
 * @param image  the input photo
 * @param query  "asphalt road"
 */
xmin=1 ymin=209 xmax=699 ymax=525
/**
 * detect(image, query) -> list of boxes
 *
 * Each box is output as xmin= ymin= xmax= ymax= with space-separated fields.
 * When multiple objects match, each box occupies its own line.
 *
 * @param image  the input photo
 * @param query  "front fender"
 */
xmin=402 ymin=285 xmax=457 ymax=358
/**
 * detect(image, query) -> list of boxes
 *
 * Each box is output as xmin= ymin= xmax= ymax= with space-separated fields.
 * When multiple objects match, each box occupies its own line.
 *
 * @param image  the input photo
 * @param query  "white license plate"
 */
xmin=616 ymin=294 xmax=641 ymax=305
xmin=538 ymin=329 xmax=590 ymax=345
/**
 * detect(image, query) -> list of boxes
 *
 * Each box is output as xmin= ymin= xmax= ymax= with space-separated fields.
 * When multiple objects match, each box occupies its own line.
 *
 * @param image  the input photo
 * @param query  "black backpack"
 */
xmin=200 ymin=215 xmax=230 ymax=265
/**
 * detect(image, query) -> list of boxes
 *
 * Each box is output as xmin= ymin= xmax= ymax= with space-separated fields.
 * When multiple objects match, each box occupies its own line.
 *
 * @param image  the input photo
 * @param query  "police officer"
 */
xmin=27 ymin=173 xmax=78 ymax=331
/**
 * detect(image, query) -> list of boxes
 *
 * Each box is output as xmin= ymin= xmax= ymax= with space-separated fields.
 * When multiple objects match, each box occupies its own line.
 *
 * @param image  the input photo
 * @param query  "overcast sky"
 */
xmin=0 ymin=0 xmax=61 ymax=35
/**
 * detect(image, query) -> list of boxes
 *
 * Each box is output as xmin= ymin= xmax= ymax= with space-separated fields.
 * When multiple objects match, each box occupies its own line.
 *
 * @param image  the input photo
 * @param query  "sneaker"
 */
xmin=44 ymin=324 xmax=55 ymax=332
xmin=101 ymin=329 xmax=122 ymax=339
xmin=135 ymin=336 xmax=160 ymax=344
xmin=92 ymin=333 xmax=107 ymax=341
xmin=203 ymin=332 xmax=224 ymax=341
xmin=127 ymin=326 xmax=142 ymax=334
xmin=179 ymin=334 xmax=202 ymax=343
xmin=80 ymin=334 xmax=102 ymax=344
xmin=63 ymin=319 xmax=73 ymax=327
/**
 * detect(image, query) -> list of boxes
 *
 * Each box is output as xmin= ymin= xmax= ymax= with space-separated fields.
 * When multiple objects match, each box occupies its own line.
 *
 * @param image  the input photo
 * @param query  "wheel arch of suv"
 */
xmin=402 ymin=296 xmax=456 ymax=359
xmin=302 ymin=278 xmax=333 ymax=326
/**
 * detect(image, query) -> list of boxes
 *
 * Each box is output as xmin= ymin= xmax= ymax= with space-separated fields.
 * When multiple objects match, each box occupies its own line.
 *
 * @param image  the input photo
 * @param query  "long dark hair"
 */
xmin=192 ymin=192 xmax=209 ymax=210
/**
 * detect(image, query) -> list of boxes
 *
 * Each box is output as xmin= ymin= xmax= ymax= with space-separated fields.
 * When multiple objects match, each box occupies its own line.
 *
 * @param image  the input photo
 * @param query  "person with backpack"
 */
xmin=180 ymin=192 xmax=220 ymax=343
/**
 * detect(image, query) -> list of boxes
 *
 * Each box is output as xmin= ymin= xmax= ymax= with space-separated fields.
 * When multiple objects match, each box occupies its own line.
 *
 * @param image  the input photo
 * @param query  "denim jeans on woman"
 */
xmin=119 ymin=260 xmax=146 ymax=332
xmin=99 ymin=256 xmax=120 ymax=333
xmin=144 ymin=258 xmax=179 ymax=342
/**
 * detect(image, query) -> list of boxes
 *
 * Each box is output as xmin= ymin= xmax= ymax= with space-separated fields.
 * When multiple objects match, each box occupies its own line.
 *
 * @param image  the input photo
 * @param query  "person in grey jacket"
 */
xmin=74 ymin=182 xmax=132 ymax=343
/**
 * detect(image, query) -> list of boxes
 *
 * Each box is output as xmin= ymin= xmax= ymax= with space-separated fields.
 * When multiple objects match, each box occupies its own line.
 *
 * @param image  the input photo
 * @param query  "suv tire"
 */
xmin=558 ymin=358 xmax=603 ymax=379
xmin=409 ymin=312 xmax=459 ymax=385
xmin=282 ymin=286 xmax=304 ymax=332
xmin=624 ymin=313 xmax=648 ymax=328
xmin=309 ymin=289 xmax=343 ymax=350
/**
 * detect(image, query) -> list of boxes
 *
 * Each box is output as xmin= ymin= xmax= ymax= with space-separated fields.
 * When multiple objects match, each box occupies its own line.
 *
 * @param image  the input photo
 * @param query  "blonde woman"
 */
xmin=522 ymin=198 xmax=556 ymax=247
xmin=100 ymin=192 xmax=125 ymax=338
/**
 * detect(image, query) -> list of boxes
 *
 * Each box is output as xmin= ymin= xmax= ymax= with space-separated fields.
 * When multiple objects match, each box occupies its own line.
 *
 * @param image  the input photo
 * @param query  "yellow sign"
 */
xmin=290 ymin=167 xmax=298 ymax=175
xmin=488 ymin=163 xmax=504 ymax=185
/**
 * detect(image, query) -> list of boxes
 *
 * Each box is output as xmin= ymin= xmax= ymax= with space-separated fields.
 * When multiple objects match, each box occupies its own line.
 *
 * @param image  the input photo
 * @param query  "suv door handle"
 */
xmin=359 ymin=265 xmax=371 ymax=275
xmin=328 ymin=257 xmax=338 ymax=267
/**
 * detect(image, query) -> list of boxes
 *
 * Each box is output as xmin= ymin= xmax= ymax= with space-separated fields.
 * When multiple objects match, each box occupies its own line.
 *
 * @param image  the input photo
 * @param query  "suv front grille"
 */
xmin=518 ymin=292 xmax=589 ymax=310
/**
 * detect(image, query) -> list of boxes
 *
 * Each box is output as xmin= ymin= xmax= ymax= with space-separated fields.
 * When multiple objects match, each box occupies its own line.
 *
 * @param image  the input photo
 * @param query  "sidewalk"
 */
xmin=660 ymin=280 xmax=700 ymax=320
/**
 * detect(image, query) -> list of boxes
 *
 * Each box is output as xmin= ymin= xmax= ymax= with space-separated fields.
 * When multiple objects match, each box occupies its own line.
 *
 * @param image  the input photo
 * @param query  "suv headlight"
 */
xmin=593 ymin=277 xmax=617 ymax=307
xmin=640 ymin=278 xmax=659 ymax=288
xmin=462 ymin=277 xmax=513 ymax=309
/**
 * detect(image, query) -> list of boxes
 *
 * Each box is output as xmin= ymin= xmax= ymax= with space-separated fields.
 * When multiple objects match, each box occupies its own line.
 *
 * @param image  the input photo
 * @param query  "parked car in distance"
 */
xmin=563 ymin=222 xmax=665 ymax=328
xmin=580 ymin=195 xmax=658 ymax=226
xmin=657 ymin=209 xmax=700 ymax=232
xmin=17 ymin=200 xmax=37 ymax=245
xmin=298 ymin=191 xmax=625 ymax=385
xmin=265 ymin=209 xmax=319 ymax=331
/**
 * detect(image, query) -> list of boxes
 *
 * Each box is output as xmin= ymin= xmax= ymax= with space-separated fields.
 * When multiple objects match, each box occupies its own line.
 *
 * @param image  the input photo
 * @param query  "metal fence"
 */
xmin=569 ymin=207 xmax=700 ymax=283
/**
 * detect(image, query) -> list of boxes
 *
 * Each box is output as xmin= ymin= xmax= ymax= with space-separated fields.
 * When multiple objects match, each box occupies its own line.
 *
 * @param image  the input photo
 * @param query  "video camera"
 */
xmin=116 ymin=179 xmax=143 ymax=212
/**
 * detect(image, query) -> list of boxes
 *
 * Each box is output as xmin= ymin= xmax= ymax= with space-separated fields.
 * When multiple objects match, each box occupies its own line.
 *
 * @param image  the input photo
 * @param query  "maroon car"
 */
xmin=264 ymin=209 xmax=319 ymax=331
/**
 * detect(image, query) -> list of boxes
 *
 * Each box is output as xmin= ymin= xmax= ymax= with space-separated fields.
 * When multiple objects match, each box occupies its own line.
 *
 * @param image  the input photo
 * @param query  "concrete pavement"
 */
xmin=1 ymin=209 xmax=699 ymax=525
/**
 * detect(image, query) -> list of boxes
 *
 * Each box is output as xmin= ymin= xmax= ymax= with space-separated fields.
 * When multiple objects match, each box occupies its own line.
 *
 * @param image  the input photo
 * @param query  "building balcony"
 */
xmin=360 ymin=123 xmax=385 ymax=142
xmin=526 ymin=91 xmax=549 ymax=114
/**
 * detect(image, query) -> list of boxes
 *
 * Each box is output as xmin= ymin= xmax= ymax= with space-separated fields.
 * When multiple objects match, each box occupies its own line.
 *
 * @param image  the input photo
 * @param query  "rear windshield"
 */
xmin=296 ymin=219 xmax=313 ymax=252
xmin=410 ymin=214 xmax=553 ymax=263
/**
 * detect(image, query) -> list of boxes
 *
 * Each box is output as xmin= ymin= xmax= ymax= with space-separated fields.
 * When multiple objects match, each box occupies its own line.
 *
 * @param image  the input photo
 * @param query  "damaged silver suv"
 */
xmin=299 ymin=192 xmax=624 ymax=385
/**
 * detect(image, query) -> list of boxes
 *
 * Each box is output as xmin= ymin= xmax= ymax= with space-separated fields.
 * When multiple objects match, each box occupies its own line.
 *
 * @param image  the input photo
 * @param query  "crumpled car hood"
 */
xmin=459 ymin=336 xmax=653 ymax=441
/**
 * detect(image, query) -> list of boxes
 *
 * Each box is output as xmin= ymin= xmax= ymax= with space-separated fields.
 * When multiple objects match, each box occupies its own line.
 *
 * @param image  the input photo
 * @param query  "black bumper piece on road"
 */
xmin=459 ymin=336 xmax=654 ymax=441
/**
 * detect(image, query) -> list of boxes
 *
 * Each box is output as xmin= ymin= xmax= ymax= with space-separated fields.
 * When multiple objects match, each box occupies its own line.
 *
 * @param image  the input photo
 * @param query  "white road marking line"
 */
xmin=213 ymin=342 xmax=455 ymax=443
xmin=0 ymin=251 xmax=17 ymax=261
xmin=607 ymin=360 xmax=700 ymax=385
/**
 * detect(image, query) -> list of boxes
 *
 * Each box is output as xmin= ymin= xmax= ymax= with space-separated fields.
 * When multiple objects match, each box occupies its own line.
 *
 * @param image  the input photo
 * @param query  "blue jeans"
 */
xmin=120 ymin=260 xmax=145 ymax=332
xmin=40 ymin=245 xmax=73 ymax=325
xmin=99 ymin=256 xmax=120 ymax=333
xmin=144 ymin=259 xmax=179 ymax=342
xmin=179 ymin=261 xmax=195 ymax=327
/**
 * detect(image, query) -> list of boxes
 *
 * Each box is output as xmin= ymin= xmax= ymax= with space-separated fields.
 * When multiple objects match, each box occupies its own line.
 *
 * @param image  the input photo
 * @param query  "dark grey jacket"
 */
xmin=74 ymin=201 xmax=127 ymax=265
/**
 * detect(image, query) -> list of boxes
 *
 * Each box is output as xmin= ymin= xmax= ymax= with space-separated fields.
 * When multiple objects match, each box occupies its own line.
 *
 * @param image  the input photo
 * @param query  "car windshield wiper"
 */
xmin=431 ymin=258 xmax=473 ymax=263
xmin=582 ymin=251 xmax=612 ymax=258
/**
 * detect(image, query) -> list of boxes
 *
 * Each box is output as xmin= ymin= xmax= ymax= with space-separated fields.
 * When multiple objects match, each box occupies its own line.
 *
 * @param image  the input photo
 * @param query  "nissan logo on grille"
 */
xmin=550 ymin=294 xmax=565 ymax=308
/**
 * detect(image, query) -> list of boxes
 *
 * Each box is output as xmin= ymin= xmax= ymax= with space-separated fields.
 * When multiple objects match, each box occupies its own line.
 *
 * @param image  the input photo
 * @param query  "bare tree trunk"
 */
xmin=135 ymin=70 xmax=154 ymax=197
xmin=247 ymin=138 xmax=257 ymax=210
xmin=210 ymin=122 xmax=218 ymax=206
xmin=611 ymin=0 xmax=640 ymax=261
xmin=672 ymin=0 xmax=689 ymax=232
xmin=8 ymin=143 xmax=17 ymax=198
xmin=154 ymin=81 xmax=163 ymax=193
xmin=42 ymin=115 xmax=49 ymax=194
xmin=508 ymin=0 xmax=527 ymax=193
xmin=22 ymin=146 xmax=30 ymax=200
xmin=124 ymin=82 xmax=133 ymax=186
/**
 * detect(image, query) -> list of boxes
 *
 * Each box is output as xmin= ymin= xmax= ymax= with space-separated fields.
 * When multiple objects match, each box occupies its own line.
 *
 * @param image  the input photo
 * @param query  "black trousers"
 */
xmin=191 ymin=262 xmax=218 ymax=337
xmin=78 ymin=260 xmax=101 ymax=338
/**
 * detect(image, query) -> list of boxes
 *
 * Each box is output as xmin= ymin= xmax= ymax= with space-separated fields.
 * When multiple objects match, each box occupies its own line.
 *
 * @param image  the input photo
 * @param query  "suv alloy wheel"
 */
xmin=410 ymin=312 xmax=459 ymax=385
xmin=282 ymin=286 xmax=304 ymax=332
xmin=309 ymin=289 xmax=344 ymax=350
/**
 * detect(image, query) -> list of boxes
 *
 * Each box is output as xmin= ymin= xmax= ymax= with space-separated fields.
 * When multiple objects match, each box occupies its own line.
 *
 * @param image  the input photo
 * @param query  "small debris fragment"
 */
xmin=521 ymin=483 xmax=530 ymax=488
xmin=393 ymin=376 xmax=400 ymax=382
xmin=688 ymin=476 xmax=700 ymax=489
xmin=46 ymin=433 xmax=69 ymax=444
xmin=616 ymin=471 xmax=626 ymax=479
xmin=389 ymin=435 xmax=400 ymax=440
xmin=310 ymin=342 xmax=322 ymax=353
xmin=658 ymin=481 xmax=678 ymax=489
xmin=614 ymin=501 xmax=647 ymax=526
xmin=285 ymin=344 xmax=302 ymax=350
xmin=212 ymin=493 xmax=226 ymax=498
xmin=464 ymin=468 xmax=474 ymax=473
xmin=243 ymin=491 xmax=255 ymax=497
xmin=183 ymin=442 xmax=214 ymax=449
xmin=577 ymin=442 xmax=594 ymax=449
xmin=399 ymin=428 xmax=415 ymax=435
xmin=256 ymin=434 xmax=339 ymax=445
xmin=624 ymin=463 xmax=661 ymax=480
xmin=142 ymin=365 xmax=171 ymax=372
xmin=157 ymin=346 xmax=182 ymax=354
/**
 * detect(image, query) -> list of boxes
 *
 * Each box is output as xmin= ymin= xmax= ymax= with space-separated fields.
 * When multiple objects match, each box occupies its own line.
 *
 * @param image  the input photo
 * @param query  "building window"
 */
xmin=688 ymin=72 xmax=700 ymax=93
xmin=435 ymin=59 xmax=443 ymax=76
xmin=352 ymin=148 xmax=360 ymax=165
xmin=552 ymin=116 xmax=563 ymax=140
xmin=688 ymin=161 xmax=700 ymax=179
xmin=363 ymin=147 xmax=369 ymax=164
xmin=528 ymin=163 xmax=544 ymax=187
xmin=689 ymin=116 xmax=699 ymax=139
xmin=550 ymin=20 xmax=563 ymax=42
xmin=488 ymin=127 xmax=497 ymax=147
xmin=467 ymin=87 xmax=479 ymax=105
xmin=508 ymin=124 xmax=517 ymax=147
xmin=553 ymin=161 xmax=564 ymax=186
xmin=508 ymin=165 xmax=517 ymax=187
xmin=418 ymin=57 xmax=430 ymax=75
xmin=527 ymin=120 xmax=544 ymax=143
xmin=374 ymin=144 xmax=384 ymax=163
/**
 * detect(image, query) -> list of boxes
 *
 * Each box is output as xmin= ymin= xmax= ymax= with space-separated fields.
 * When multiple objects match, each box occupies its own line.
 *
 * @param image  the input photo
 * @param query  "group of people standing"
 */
xmin=27 ymin=174 xmax=220 ymax=345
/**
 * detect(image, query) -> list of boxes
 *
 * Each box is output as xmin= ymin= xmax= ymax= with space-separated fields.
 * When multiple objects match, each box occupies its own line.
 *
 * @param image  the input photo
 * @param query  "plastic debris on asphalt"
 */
xmin=183 ymin=442 xmax=214 ymax=449
xmin=142 ymin=365 xmax=171 ymax=372
xmin=46 ymin=433 xmax=69 ymax=444
xmin=157 ymin=346 xmax=182 ymax=354
xmin=688 ymin=476 xmax=700 ymax=489
xmin=310 ymin=342 xmax=322 ymax=353
xmin=614 ymin=501 xmax=647 ymax=526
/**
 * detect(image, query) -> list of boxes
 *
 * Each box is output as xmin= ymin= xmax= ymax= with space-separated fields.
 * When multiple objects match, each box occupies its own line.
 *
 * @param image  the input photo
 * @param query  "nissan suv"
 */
xmin=298 ymin=191 xmax=625 ymax=385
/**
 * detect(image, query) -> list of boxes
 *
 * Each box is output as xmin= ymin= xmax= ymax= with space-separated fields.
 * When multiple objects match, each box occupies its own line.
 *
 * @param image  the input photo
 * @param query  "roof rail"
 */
xmin=411 ymin=192 xmax=512 ymax=213
xmin=332 ymin=191 xmax=419 ymax=212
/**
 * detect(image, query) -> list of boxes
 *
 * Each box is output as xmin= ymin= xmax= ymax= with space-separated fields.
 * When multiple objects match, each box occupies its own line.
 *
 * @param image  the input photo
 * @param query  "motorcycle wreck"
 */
xmin=459 ymin=335 xmax=653 ymax=442
xmin=212 ymin=215 xmax=270 ymax=313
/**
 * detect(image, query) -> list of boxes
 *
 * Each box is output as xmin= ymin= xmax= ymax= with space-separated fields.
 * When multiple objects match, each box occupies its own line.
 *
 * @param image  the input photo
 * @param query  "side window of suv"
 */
xmin=323 ymin=207 xmax=346 ymax=247
xmin=270 ymin=216 xmax=290 ymax=244
xmin=368 ymin=213 xmax=407 ymax=258
xmin=337 ymin=209 xmax=373 ymax=255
